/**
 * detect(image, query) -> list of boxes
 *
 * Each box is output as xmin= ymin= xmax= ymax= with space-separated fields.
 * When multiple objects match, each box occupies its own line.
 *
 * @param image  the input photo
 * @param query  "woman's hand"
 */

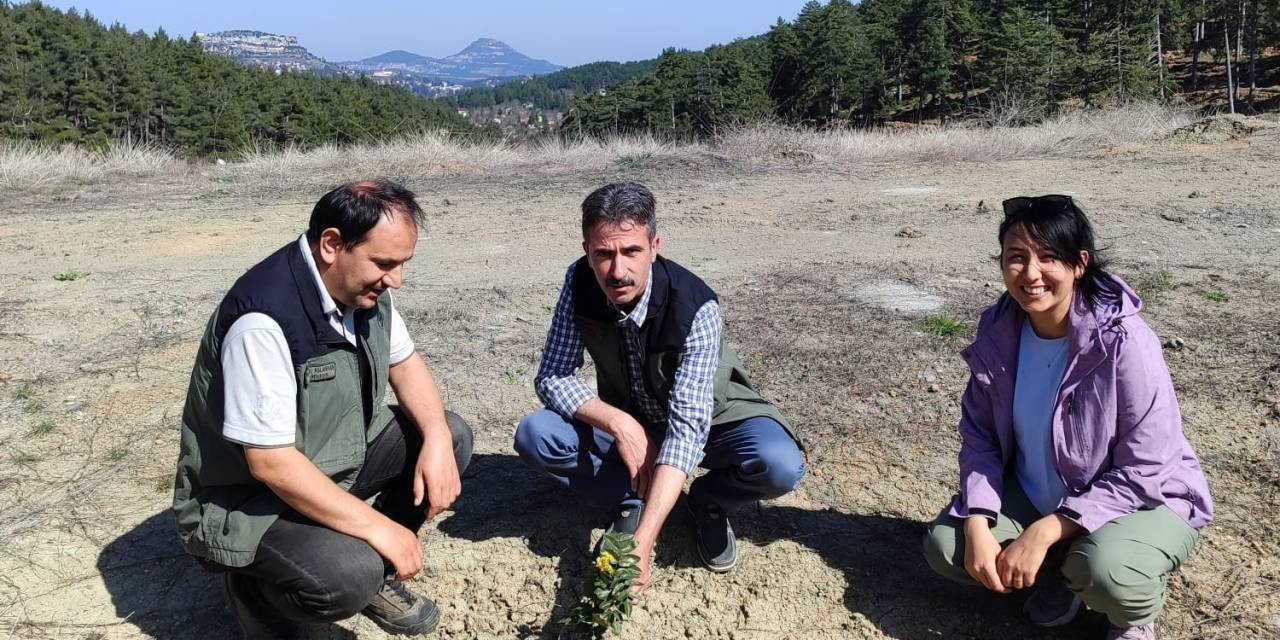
xmin=997 ymin=514 xmax=1081 ymax=589
xmin=963 ymin=517 xmax=1008 ymax=593
xmin=996 ymin=530 xmax=1050 ymax=590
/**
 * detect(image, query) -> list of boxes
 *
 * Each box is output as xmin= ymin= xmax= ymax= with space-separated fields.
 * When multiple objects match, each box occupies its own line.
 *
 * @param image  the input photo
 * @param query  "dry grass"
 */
xmin=0 ymin=139 xmax=183 ymax=190
xmin=718 ymin=104 xmax=1194 ymax=164
xmin=233 ymin=131 xmax=700 ymax=183
xmin=0 ymin=105 xmax=1193 ymax=192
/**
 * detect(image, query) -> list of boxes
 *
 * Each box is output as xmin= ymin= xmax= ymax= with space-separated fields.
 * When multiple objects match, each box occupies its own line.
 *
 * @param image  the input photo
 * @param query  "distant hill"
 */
xmin=361 ymin=49 xmax=437 ymax=66
xmin=198 ymin=30 xmax=337 ymax=74
xmin=0 ymin=4 xmax=482 ymax=155
xmin=444 ymin=58 xmax=661 ymax=111
xmin=339 ymin=38 xmax=562 ymax=85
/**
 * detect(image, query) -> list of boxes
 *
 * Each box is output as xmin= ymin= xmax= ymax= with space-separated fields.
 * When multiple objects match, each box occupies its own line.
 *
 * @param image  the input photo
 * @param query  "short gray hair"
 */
xmin=581 ymin=182 xmax=657 ymax=239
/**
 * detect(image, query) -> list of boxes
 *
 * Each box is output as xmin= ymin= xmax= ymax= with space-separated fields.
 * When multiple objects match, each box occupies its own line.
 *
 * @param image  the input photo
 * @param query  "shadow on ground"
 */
xmin=442 ymin=453 xmax=1109 ymax=639
xmin=99 ymin=454 xmax=1106 ymax=639
xmin=98 ymin=514 xmax=351 ymax=640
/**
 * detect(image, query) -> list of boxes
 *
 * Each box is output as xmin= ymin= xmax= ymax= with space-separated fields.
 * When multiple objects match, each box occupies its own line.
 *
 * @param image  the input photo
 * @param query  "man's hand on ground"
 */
xmin=633 ymin=535 xmax=654 ymax=594
xmin=364 ymin=519 xmax=423 ymax=581
xmin=413 ymin=426 xmax=461 ymax=520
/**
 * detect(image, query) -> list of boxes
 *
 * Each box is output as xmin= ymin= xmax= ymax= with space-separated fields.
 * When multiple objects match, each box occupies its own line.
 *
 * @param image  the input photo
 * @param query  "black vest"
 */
xmin=571 ymin=255 xmax=713 ymax=415
xmin=570 ymin=255 xmax=797 ymax=441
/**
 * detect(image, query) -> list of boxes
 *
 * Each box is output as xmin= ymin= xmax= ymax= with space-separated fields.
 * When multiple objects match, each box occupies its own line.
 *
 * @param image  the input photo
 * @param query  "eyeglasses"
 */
xmin=1002 ymin=194 xmax=1074 ymax=217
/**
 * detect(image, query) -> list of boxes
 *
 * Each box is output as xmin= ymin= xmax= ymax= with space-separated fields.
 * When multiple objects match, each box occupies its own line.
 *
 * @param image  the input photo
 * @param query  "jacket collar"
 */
xmin=287 ymin=239 xmax=351 ymax=347
xmin=964 ymin=273 xmax=1140 ymax=384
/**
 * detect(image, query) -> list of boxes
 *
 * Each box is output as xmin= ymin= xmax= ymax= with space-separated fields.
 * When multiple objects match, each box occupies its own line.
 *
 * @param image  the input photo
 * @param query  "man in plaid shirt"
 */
xmin=515 ymin=182 xmax=804 ymax=590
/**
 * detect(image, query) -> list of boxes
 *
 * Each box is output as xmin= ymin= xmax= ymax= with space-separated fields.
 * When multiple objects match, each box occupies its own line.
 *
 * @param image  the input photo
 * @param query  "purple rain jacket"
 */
xmin=947 ymin=273 xmax=1213 ymax=533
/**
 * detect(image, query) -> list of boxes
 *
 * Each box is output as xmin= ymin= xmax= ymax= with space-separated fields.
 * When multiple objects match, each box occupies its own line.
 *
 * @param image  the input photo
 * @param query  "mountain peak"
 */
xmin=461 ymin=37 xmax=514 ymax=51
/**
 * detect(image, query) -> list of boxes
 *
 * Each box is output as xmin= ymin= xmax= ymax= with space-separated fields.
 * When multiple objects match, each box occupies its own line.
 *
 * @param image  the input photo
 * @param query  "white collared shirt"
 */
xmin=221 ymin=235 xmax=415 ymax=447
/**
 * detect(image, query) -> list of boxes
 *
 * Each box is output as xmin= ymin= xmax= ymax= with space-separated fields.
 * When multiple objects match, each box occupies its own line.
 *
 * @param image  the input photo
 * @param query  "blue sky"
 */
xmin=39 ymin=1 xmax=814 ymax=66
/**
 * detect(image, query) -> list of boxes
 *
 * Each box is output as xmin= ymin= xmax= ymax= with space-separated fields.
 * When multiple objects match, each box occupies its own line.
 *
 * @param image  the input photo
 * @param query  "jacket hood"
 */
xmin=966 ymin=271 xmax=1143 ymax=374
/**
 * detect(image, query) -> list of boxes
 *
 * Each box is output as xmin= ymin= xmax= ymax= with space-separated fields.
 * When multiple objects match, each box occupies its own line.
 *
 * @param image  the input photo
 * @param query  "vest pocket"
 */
xmin=297 ymin=353 xmax=366 ymax=478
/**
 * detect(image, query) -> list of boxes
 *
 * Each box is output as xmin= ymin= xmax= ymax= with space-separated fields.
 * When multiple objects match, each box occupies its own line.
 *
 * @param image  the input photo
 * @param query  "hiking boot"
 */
xmin=221 ymin=573 xmax=305 ymax=640
xmin=1106 ymin=623 xmax=1157 ymax=640
xmin=361 ymin=578 xmax=440 ymax=636
xmin=1023 ymin=574 xmax=1082 ymax=627
xmin=687 ymin=497 xmax=736 ymax=573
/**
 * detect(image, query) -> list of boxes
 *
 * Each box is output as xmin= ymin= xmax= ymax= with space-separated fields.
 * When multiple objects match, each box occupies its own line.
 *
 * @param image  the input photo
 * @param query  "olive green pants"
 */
xmin=922 ymin=480 xmax=1199 ymax=627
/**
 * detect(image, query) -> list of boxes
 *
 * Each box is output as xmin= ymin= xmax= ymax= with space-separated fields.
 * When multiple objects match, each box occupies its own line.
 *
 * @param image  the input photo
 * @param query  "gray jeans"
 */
xmin=220 ymin=409 xmax=473 ymax=624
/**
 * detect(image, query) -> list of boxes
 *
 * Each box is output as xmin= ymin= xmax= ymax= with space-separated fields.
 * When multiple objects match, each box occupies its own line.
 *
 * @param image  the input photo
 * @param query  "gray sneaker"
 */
xmin=361 ymin=578 xmax=440 ymax=636
xmin=688 ymin=499 xmax=736 ymax=573
xmin=221 ymin=573 xmax=305 ymax=640
xmin=1107 ymin=623 xmax=1157 ymax=640
xmin=1023 ymin=575 xmax=1082 ymax=627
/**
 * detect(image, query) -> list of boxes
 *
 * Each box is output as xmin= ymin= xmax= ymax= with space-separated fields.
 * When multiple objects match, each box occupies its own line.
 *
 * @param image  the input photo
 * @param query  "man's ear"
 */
xmin=650 ymin=234 xmax=661 ymax=261
xmin=316 ymin=228 xmax=344 ymax=267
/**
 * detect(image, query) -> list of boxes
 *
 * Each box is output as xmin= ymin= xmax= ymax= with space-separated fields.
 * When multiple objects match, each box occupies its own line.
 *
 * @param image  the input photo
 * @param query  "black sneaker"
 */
xmin=593 ymin=503 xmax=644 ymax=557
xmin=606 ymin=503 xmax=644 ymax=536
xmin=221 ymin=573 xmax=305 ymax=640
xmin=688 ymin=499 xmax=737 ymax=573
xmin=361 ymin=578 xmax=440 ymax=636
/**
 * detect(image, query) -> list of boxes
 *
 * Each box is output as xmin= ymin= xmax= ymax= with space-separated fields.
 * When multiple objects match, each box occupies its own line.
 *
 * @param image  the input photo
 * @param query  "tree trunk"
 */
xmin=1224 ymin=27 xmax=1235 ymax=113
xmin=1156 ymin=15 xmax=1165 ymax=101
xmin=1083 ymin=0 xmax=1092 ymax=52
xmin=1246 ymin=0 xmax=1259 ymax=109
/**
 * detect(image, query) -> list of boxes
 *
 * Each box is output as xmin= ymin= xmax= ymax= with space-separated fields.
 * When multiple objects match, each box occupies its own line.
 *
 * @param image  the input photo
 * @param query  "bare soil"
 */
xmin=1 ymin=133 xmax=1278 ymax=639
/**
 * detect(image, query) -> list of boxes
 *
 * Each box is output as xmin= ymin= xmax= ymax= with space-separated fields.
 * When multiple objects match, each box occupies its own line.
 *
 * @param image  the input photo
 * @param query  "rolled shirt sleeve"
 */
xmin=655 ymin=300 xmax=722 ymax=475
xmin=534 ymin=264 xmax=596 ymax=418
xmin=220 ymin=313 xmax=298 ymax=448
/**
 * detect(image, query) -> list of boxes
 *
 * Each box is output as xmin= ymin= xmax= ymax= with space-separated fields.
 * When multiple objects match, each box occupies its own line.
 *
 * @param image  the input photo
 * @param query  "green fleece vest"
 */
xmin=172 ymin=242 xmax=394 ymax=568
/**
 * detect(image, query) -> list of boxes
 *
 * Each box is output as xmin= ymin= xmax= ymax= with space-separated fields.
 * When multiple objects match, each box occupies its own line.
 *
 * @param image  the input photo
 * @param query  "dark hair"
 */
xmin=306 ymin=180 xmax=425 ymax=248
xmin=998 ymin=195 xmax=1111 ymax=305
xmin=581 ymin=182 xmax=657 ymax=239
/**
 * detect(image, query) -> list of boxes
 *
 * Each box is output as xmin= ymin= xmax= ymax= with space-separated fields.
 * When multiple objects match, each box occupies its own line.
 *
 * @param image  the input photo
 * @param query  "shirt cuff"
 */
xmin=655 ymin=442 xmax=702 ymax=476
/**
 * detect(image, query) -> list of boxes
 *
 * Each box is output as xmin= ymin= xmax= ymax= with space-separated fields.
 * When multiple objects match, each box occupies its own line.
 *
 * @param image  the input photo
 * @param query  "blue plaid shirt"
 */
xmin=535 ymin=263 xmax=722 ymax=475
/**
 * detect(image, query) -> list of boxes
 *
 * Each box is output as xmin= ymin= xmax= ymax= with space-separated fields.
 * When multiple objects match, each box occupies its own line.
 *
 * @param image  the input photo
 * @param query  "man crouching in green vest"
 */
xmin=514 ymin=181 xmax=804 ymax=591
xmin=172 ymin=180 xmax=473 ymax=638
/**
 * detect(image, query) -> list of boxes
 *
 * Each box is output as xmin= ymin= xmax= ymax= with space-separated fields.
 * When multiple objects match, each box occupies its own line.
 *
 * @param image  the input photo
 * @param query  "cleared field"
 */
xmin=1 ymin=113 xmax=1277 ymax=639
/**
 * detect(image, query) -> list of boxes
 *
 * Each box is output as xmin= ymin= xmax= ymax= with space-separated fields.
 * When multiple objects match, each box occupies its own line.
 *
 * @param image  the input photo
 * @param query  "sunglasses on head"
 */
xmin=1002 ymin=194 xmax=1074 ymax=217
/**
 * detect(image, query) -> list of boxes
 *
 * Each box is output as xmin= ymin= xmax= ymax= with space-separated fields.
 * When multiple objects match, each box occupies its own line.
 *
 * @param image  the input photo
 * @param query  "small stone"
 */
xmin=1163 ymin=337 xmax=1186 ymax=350
xmin=215 ymin=158 xmax=226 ymax=166
xmin=896 ymin=227 xmax=925 ymax=239
xmin=928 ymin=384 xmax=940 ymax=393
xmin=1160 ymin=212 xmax=1186 ymax=223
xmin=443 ymin=198 xmax=454 ymax=206
xmin=1235 ymin=223 xmax=1249 ymax=228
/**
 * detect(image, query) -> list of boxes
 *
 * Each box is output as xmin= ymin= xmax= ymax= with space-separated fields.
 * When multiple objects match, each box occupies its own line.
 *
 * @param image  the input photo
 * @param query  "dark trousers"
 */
xmin=224 ymin=409 xmax=473 ymax=624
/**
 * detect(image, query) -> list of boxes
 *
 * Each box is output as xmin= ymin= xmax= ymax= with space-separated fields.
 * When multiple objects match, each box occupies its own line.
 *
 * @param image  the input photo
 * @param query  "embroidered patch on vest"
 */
xmin=306 ymin=362 xmax=337 ymax=383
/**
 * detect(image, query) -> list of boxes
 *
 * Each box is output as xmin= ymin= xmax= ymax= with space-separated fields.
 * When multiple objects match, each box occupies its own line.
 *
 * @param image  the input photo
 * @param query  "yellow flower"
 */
xmin=595 ymin=550 xmax=616 ymax=575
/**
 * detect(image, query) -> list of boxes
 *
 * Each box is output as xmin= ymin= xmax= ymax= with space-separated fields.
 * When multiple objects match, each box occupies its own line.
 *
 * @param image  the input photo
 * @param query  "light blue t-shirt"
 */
xmin=1013 ymin=319 xmax=1070 ymax=515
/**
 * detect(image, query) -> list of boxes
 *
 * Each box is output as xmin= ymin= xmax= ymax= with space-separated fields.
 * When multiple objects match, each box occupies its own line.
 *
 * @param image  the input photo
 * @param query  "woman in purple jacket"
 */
xmin=922 ymin=195 xmax=1213 ymax=640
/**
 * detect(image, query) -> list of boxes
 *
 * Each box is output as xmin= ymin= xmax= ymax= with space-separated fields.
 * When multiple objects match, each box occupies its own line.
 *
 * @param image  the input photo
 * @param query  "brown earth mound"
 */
xmin=1167 ymin=114 xmax=1278 ymax=143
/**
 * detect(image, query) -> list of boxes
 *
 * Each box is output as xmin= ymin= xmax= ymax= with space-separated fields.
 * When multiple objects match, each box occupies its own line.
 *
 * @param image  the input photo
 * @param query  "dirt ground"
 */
xmin=1 ymin=128 xmax=1278 ymax=640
